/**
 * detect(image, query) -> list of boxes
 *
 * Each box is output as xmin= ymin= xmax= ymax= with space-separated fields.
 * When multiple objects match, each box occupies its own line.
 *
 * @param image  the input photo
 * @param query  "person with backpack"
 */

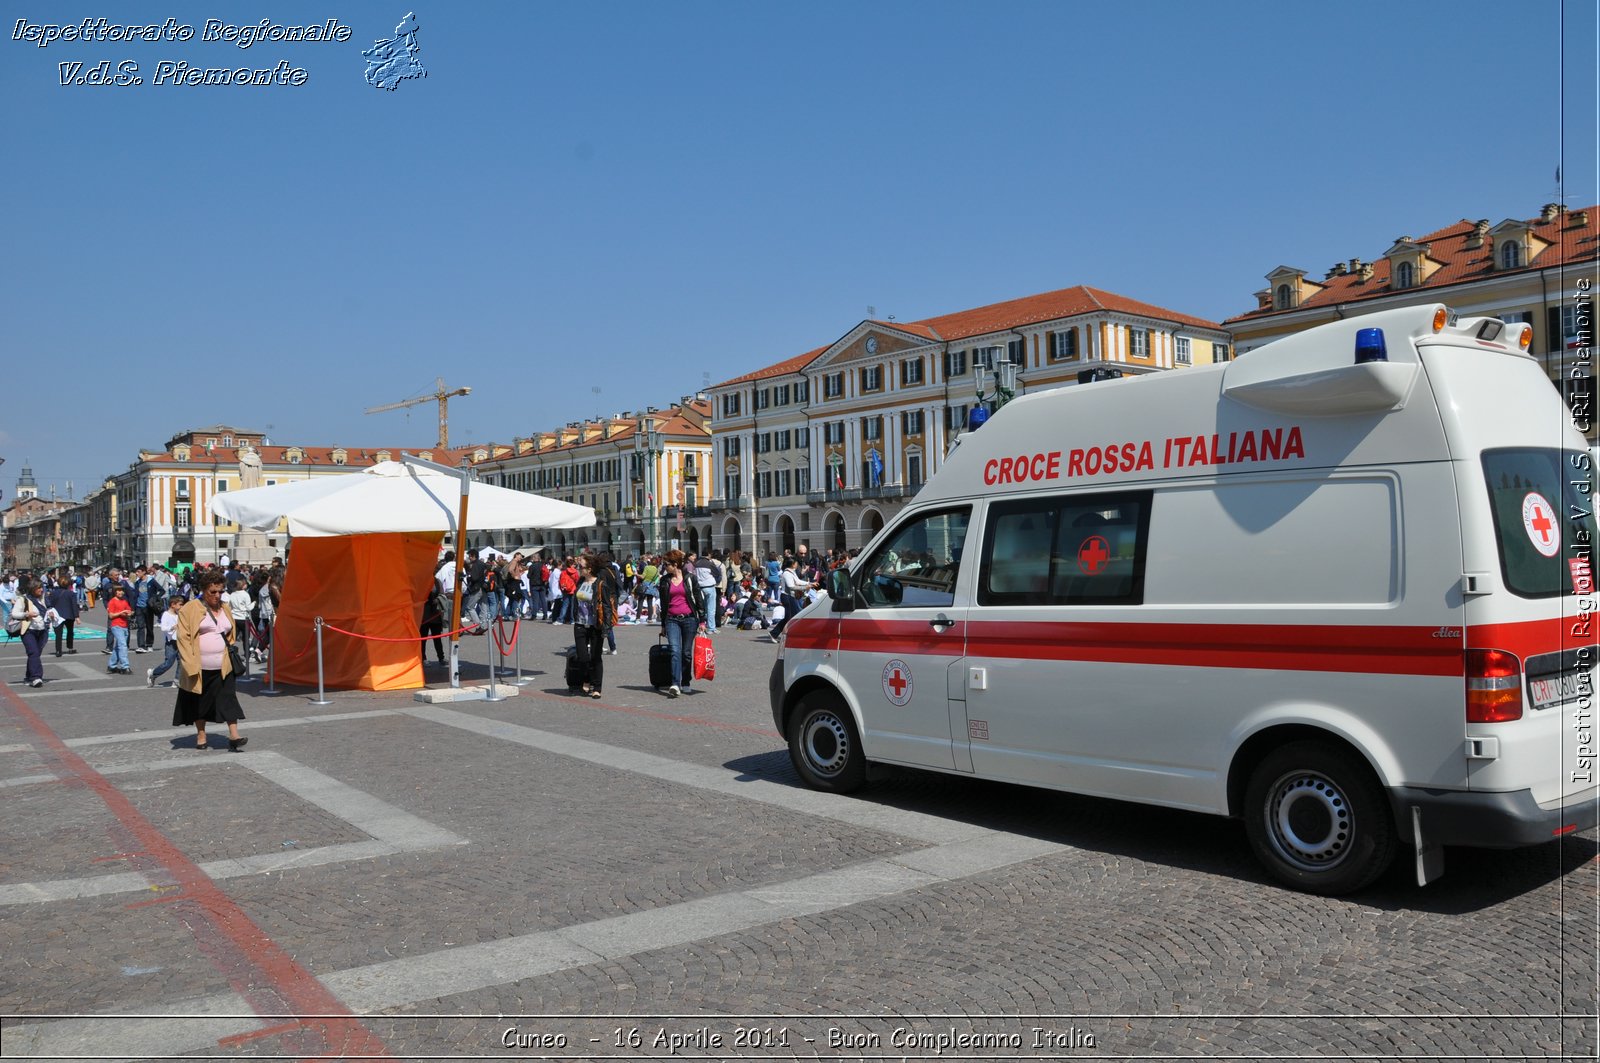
xmin=48 ymin=573 xmax=79 ymax=657
xmin=9 ymin=577 xmax=51 ymax=687
xmin=526 ymin=555 xmax=549 ymax=620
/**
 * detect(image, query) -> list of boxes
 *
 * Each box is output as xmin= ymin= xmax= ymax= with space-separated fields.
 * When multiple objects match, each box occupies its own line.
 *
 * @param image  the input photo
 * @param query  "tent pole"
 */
xmin=404 ymin=453 xmax=472 ymax=690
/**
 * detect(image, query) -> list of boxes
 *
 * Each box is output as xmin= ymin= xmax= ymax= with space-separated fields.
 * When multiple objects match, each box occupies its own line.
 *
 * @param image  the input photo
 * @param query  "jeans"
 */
xmin=662 ymin=614 xmax=698 ymax=690
xmin=109 ymin=626 xmax=129 ymax=671
xmin=575 ymin=623 xmax=604 ymax=691
xmin=22 ymin=628 xmax=46 ymax=681
xmin=528 ymin=586 xmax=547 ymax=619
xmin=700 ymin=587 xmax=718 ymax=633
xmin=137 ymin=605 xmax=154 ymax=650
xmin=150 ymin=639 xmax=179 ymax=680
xmin=462 ymin=588 xmax=485 ymax=628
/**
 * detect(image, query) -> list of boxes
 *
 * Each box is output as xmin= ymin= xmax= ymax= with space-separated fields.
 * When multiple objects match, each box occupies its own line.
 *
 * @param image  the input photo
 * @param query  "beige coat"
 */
xmin=175 ymin=599 xmax=234 ymax=694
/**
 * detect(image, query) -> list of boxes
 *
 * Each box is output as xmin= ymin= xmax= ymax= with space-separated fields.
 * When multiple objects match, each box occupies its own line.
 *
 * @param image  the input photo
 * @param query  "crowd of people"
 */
xmin=425 ymin=543 xmax=852 ymax=695
xmin=4 ymin=539 xmax=853 ymax=728
xmin=3 ymin=557 xmax=281 ymax=750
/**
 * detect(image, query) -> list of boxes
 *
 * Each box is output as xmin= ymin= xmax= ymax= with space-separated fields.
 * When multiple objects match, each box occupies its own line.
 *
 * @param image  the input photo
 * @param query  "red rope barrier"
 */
xmin=319 ymin=620 xmax=481 ymax=643
xmin=491 ymin=618 xmax=520 ymax=655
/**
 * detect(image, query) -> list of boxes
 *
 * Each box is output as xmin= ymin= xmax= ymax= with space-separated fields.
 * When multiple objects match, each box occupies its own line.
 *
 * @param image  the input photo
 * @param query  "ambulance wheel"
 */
xmin=1244 ymin=742 xmax=1395 ymax=896
xmin=788 ymin=691 xmax=865 ymax=793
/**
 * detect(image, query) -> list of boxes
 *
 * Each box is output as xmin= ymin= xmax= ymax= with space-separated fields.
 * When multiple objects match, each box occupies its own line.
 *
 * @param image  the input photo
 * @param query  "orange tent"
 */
xmin=272 ymin=532 xmax=443 ymax=692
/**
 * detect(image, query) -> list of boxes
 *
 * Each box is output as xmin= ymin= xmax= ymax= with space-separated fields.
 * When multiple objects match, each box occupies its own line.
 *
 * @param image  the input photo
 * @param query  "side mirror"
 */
xmin=828 ymin=568 xmax=855 ymax=612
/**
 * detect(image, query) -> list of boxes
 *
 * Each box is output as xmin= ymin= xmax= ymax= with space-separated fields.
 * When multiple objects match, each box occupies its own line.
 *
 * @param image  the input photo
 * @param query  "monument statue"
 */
xmin=229 ymin=442 xmax=274 ymax=565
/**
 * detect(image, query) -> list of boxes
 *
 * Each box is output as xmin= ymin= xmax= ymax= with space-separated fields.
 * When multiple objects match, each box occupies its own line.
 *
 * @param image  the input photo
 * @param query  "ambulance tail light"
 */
xmin=1354 ymin=327 xmax=1388 ymax=364
xmin=1517 ymin=325 xmax=1532 ymax=350
xmin=1466 ymin=648 xmax=1524 ymax=723
xmin=1432 ymin=307 xmax=1449 ymax=332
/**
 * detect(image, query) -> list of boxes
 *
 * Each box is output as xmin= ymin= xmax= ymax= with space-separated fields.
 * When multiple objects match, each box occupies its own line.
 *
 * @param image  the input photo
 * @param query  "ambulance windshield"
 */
xmin=1481 ymin=448 xmax=1598 ymax=598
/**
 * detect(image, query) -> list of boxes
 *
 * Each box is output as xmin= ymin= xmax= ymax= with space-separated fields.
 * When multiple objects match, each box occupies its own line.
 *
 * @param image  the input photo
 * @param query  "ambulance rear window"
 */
xmin=1481 ymin=448 xmax=1597 ymax=598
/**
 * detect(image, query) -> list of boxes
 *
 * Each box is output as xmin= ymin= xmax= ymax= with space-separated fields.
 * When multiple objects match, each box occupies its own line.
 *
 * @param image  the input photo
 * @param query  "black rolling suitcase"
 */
xmin=648 ymin=637 xmax=674 ymax=689
xmin=565 ymin=652 xmax=585 ymax=691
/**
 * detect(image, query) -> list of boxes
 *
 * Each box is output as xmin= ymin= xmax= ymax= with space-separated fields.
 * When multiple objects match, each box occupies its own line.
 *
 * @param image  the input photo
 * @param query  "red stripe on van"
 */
xmin=835 ymin=619 xmax=1464 ymax=676
xmin=782 ymin=616 xmax=837 ymax=651
xmin=1467 ymin=618 xmax=1599 ymax=660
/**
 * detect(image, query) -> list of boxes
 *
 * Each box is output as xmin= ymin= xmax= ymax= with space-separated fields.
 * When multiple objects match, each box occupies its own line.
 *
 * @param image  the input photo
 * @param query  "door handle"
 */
xmin=928 ymin=614 xmax=955 ymax=631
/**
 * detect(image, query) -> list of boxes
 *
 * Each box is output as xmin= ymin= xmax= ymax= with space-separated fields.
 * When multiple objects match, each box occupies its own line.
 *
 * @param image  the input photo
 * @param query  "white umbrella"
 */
xmin=212 ymin=461 xmax=594 ymax=537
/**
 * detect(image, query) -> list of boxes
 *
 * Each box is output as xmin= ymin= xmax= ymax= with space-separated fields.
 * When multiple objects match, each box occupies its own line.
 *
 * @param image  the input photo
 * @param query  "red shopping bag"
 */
xmin=693 ymin=634 xmax=716 ymax=681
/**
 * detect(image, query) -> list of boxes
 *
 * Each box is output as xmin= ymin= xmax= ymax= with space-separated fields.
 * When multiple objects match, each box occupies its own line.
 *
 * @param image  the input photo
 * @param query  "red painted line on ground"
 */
xmin=0 ymin=684 xmax=396 ymax=1062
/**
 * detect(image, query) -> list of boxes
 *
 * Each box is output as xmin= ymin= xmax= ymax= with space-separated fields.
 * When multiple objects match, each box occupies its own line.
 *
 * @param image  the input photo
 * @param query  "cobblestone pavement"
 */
xmin=0 ymin=619 xmax=1595 ymax=1061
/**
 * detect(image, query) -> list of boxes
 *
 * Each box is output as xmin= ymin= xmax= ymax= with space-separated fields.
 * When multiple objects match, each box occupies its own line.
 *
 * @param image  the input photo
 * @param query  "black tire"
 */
xmin=787 ymin=690 xmax=866 ymax=793
xmin=1243 ymin=741 xmax=1396 ymax=896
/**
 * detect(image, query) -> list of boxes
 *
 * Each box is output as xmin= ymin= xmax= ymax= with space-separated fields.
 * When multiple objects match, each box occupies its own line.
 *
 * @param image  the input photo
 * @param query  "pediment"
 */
xmin=812 ymin=321 xmax=934 ymax=369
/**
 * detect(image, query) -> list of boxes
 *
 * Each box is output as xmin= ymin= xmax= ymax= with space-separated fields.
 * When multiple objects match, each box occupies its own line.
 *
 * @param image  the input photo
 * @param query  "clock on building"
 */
xmin=865 ymin=337 xmax=878 ymax=355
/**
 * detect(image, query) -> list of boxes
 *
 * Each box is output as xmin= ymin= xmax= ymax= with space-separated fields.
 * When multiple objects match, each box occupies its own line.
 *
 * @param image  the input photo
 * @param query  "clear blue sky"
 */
xmin=3 ymin=0 xmax=1595 ymax=501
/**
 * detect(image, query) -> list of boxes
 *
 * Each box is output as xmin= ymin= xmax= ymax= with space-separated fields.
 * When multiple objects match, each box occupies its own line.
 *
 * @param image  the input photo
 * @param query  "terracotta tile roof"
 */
xmin=909 ymin=285 xmax=1223 ymax=340
xmin=1226 ymin=204 xmax=1600 ymax=323
xmin=713 ymin=345 xmax=829 ymax=388
xmin=713 ymin=285 xmax=1220 ymax=388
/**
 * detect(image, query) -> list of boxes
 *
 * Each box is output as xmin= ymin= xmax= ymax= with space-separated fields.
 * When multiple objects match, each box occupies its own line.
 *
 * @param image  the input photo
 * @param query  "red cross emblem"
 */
xmin=882 ymin=659 xmax=913 ymax=705
xmin=1522 ymin=492 xmax=1559 ymax=558
xmin=1077 ymin=535 xmax=1111 ymax=575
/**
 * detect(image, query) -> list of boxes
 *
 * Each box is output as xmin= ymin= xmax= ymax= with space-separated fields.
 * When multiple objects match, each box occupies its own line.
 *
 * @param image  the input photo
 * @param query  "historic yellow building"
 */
xmin=706 ymin=285 xmax=1228 ymax=556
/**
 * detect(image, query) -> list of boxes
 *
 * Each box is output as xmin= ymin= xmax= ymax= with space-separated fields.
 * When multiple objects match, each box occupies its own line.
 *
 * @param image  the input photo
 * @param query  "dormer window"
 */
xmin=173 ymin=444 xmax=191 ymax=462
xmin=1274 ymin=284 xmax=1294 ymax=309
xmin=331 ymin=448 xmax=348 ymax=465
xmin=1394 ymin=261 xmax=1415 ymax=289
xmin=376 ymin=450 xmax=391 ymax=463
xmin=286 ymin=447 xmax=304 ymax=464
xmin=1500 ymin=241 xmax=1522 ymax=269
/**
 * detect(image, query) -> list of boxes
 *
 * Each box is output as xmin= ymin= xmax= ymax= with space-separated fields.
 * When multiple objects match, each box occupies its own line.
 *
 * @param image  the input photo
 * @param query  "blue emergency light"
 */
xmin=1354 ymin=327 xmax=1388 ymax=364
xmin=966 ymin=406 xmax=990 ymax=431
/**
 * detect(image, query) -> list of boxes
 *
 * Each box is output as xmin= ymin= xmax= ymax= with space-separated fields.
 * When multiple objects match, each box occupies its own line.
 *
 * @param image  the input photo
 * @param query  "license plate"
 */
xmin=1528 ymin=670 xmax=1591 ymax=709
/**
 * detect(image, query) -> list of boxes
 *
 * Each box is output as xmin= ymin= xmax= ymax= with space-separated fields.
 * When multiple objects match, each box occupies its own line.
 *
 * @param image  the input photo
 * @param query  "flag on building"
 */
xmin=869 ymin=449 xmax=883 ymax=488
xmin=833 ymin=466 xmax=844 ymax=491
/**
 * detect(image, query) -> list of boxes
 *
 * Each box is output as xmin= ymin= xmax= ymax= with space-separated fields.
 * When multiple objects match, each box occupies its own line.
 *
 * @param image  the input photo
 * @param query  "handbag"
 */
xmin=225 ymin=631 xmax=247 ymax=674
xmin=692 ymin=633 xmax=716 ymax=682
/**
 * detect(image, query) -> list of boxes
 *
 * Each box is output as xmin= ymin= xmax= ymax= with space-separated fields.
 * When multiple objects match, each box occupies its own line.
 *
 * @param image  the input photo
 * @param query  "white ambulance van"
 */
xmin=770 ymin=304 xmax=1598 ymax=895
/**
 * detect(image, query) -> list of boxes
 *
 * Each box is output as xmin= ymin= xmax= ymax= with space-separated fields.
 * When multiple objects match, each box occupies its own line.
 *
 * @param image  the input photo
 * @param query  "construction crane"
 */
xmin=364 ymin=377 xmax=471 ymax=449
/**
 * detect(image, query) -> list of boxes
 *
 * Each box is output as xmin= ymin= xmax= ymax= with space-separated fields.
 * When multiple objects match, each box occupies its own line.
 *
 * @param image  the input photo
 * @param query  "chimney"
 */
xmin=1254 ymin=289 xmax=1271 ymax=309
xmin=1348 ymin=258 xmax=1363 ymax=274
xmin=1358 ymin=263 xmax=1375 ymax=282
xmin=1466 ymin=219 xmax=1490 ymax=248
xmin=1541 ymin=202 xmax=1561 ymax=222
xmin=1331 ymin=262 xmax=1348 ymax=276
xmin=1570 ymin=210 xmax=1590 ymax=228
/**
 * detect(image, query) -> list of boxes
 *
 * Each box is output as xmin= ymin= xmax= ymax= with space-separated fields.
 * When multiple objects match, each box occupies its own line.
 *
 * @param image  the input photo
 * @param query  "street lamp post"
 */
xmin=970 ymin=353 xmax=1020 ymax=433
xmin=633 ymin=417 xmax=664 ymax=555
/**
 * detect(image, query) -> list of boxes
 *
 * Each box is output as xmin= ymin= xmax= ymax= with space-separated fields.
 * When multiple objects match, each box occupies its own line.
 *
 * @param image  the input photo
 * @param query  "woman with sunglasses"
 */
xmin=171 ymin=568 xmax=247 ymax=751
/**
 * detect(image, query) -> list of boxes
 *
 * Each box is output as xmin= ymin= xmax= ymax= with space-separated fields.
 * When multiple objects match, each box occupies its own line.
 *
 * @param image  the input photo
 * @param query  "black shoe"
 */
xmin=229 ymin=736 xmax=248 ymax=752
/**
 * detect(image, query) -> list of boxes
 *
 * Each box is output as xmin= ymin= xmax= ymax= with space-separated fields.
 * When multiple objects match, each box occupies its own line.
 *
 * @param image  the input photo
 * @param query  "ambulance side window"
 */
xmin=979 ymin=491 xmax=1152 ymax=606
xmin=857 ymin=507 xmax=971 ymax=609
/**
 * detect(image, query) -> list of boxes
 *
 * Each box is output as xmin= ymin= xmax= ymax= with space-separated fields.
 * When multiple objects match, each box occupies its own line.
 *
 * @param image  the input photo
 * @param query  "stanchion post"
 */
xmin=483 ymin=619 xmax=506 ymax=703
xmin=263 ymin=626 xmax=278 ymax=695
xmin=310 ymin=615 xmax=332 ymax=706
